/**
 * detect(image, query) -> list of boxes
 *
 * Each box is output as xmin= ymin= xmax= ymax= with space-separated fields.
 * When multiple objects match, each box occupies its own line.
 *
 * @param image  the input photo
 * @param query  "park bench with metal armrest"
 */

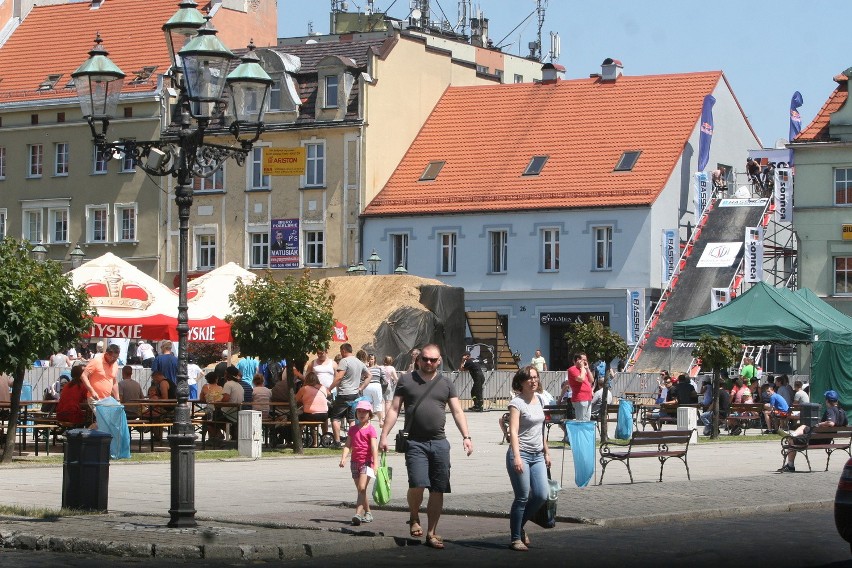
xmin=599 ymin=429 xmax=694 ymax=484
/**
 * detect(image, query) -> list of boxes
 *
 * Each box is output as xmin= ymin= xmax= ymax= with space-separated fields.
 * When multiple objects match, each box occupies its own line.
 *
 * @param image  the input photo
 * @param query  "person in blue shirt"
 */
xmin=151 ymin=340 xmax=178 ymax=384
xmin=761 ymin=383 xmax=789 ymax=434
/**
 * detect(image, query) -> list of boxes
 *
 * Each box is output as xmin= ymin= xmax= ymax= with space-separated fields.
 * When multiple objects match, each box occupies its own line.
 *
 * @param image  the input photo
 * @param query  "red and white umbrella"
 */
xmin=184 ymin=262 xmax=257 ymax=342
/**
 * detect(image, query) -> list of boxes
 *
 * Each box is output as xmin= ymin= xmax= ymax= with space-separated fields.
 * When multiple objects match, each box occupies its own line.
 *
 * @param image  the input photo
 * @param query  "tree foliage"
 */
xmin=227 ymin=271 xmax=335 ymax=453
xmin=0 ymin=237 xmax=95 ymax=462
xmin=692 ymin=333 xmax=741 ymax=439
xmin=564 ymin=320 xmax=629 ymax=441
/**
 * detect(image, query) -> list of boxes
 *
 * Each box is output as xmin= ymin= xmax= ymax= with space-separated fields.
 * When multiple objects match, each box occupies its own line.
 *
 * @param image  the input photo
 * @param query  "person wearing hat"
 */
xmin=779 ymin=389 xmax=848 ymax=473
xmin=339 ymin=399 xmax=378 ymax=526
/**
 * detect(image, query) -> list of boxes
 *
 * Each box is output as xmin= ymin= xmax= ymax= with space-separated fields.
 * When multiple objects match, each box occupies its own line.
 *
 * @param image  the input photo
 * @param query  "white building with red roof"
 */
xmin=362 ymin=60 xmax=760 ymax=370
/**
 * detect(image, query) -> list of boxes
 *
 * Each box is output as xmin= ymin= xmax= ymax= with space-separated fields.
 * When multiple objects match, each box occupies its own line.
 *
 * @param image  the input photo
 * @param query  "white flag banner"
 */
xmin=695 ymin=171 xmax=710 ymax=218
xmin=626 ymin=289 xmax=645 ymax=345
xmin=744 ymin=227 xmax=764 ymax=283
xmin=774 ymin=167 xmax=793 ymax=222
xmin=710 ymin=288 xmax=730 ymax=311
xmin=661 ymin=229 xmax=677 ymax=283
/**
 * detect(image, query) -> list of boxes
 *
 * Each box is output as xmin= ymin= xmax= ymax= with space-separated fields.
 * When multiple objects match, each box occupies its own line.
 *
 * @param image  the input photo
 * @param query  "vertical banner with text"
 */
xmin=270 ymin=218 xmax=300 ymax=269
xmin=710 ymin=288 xmax=730 ymax=311
xmin=695 ymin=171 xmax=709 ymax=218
xmin=774 ymin=167 xmax=793 ymax=222
xmin=626 ymin=289 xmax=645 ymax=345
xmin=744 ymin=226 xmax=763 ymax=283
xmin=661 ymin=228 xmax=677 ymax=284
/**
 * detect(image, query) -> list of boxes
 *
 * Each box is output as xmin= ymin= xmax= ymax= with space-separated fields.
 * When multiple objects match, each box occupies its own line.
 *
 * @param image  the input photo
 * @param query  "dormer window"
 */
xmin=420 ymin=161 xmax=445 ymax=181
xmin=523 ymin=155 xmax=548 ymax=176
xmin=325 ymin=75 xmax=339 ymax=108
xmin=37 ymin=74 xmax=62 ymax=91
xmin=614 ymin=150 xmax=641 ymax=171
xmin=129 ymin=66 xmax=157 ymax=85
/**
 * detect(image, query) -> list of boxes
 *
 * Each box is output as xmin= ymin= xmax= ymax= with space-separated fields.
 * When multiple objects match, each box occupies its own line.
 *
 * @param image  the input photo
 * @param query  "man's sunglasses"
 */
xmin=420 ymin=356 xmax=439 ymax=363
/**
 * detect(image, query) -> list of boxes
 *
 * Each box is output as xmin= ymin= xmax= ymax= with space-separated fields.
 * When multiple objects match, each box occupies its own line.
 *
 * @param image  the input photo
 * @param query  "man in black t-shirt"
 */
xmin=461 ymin=353 xmax=486 ymax=411
xmin=780 ymin=389 xmax=848 ymax=472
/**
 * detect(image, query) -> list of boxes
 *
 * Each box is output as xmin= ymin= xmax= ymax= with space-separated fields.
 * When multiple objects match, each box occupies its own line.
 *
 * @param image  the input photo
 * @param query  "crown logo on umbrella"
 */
xmin=84 ymin=265 xmax=153 ymax=310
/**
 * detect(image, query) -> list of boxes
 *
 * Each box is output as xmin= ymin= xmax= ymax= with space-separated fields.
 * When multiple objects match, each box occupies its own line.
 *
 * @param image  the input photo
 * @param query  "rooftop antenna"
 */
xmin=532 ymin=0 xmax=547 ymax=61
xmin=456 ymin=0 xmax=471 ymax=35
xmin=548 ymin=30 xmax=560 ymax=62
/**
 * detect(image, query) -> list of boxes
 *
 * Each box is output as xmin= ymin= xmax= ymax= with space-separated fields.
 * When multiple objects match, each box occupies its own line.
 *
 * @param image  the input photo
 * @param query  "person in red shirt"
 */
xmin=567 ymin=353 xmax=594 ymax=421
xmin=56 ymin=365 xmax=88 ymax=425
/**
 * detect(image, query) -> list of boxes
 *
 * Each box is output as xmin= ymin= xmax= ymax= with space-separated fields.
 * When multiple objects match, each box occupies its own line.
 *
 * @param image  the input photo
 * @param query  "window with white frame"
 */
xmin=49 ymin=208 xmax=69 ymax=243
xmin=593 ymin=226 xmax=613 ymax=270
xmin=28 ymin=144 xmax=43 ymax=177
xmin=835 ymin=168 xmax=852 ymax=205
xmin=541 ymin=228 xmax=559 ymax=271
xmin=121 ymin=140 xmax=136 ymax=172
xmin=249 ymin=232 xmax=269 ymax=268
xmin=55 ymin=143 xmax=69 ymax=176
xmin=22 ymin=209 xmax=42 ymax=242
xmin=269 ymin=76 xmax=282 ymax=110
xmin=115 ymin=204 xmax=137 ymax=242
xmin=93 ymin=147 xmax=108 ymax=174
xmin=489 ymin=230 xmax=508 ymax=273
xmin=0 ymin=146 xmax=6 ymax=179
xmin=0 ymin=209 xmax=6 ymax=237
xmin=304 ymin=141 xmax=325 ymax=187
xmin=324 ymin=75 xmax=338 ymax=108
xmin=192 ymin=167 xmax=224 ymax=192
xmin=835 ymin=257 xmax=852 ymax=295
xmin=304 ymin=230 xmax=324 ymax=266
xmin=250 ymin=147 xmax=270 ymax=190
xmin=196 ymin=233 xmax=217 ymax=270
xmin=439 ymin=232 xmax=457 ymax=274
xmin=87 ymin=205 xmax=109 ymax=243
xmin=391 ymin=233 xmax=409 ymax=272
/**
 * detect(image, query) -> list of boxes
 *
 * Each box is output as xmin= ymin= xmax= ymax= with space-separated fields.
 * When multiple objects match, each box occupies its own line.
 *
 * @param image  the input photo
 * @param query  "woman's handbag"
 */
xmin=372 ymin=451 xmax=392 ymax=505
xmin=530 ymin=466 xmax=560 ymax=528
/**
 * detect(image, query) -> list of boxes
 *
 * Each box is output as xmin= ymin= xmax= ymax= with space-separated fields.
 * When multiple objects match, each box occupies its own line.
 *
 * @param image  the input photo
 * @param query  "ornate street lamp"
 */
xmin=30 ymin=243 xmax=47 ymax=263
xmin=366 ymin=249 xmax=381 ymax=275
xmin=394 ymin=262 xmax=408 ymax=274
xmin=354 ymin=261 xmax=367 ymax=276
xmin=74 ymin=3 xmax=271 ymax=528
xmin=69 ymin=244 xmax=85 ymax=269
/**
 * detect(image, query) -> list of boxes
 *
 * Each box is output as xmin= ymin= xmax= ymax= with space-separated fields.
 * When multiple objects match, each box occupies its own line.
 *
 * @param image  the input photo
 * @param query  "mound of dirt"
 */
xmin=323 ymin=274 xmax=446 ymax=354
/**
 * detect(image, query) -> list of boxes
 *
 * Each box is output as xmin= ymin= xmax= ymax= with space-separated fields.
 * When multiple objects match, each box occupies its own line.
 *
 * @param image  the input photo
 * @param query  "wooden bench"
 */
xmin=780 ymin=425 xmax=852 ymax=472
xmin=726 ymin=403 xmax=765 ymax=435
xmin=639 ymin=404 xmax=699 ymax=430
xmin=598 ymin=429 xmax=694 ymax=484
xmin=16 ymin=422 xmax=60 ymax=456
xmin=262 ymin=419 xmax=327 ymax=448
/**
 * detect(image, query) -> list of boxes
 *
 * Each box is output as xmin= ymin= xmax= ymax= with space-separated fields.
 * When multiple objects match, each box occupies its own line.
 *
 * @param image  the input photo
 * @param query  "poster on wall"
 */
xmin=270 ymin=218 xmax=299 ymax=269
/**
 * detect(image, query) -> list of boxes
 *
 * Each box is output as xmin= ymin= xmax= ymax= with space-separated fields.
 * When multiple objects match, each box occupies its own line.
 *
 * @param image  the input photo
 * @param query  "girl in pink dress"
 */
xmin=339 ymin=400 xmax=379 ymax=526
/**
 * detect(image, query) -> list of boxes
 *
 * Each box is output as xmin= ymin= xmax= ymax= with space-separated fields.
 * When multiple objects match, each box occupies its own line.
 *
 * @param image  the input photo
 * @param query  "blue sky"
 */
xmin=280 ymin=1 xmax=852 ymax=148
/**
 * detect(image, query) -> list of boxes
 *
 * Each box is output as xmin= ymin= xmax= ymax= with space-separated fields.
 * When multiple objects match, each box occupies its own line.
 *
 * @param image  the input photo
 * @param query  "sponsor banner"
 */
xmin=697 ymin=94 xmax=716 ymax=172
xmin=710 ymin=288 xmax=730 ymax=311
xmin=774 ymin=167 xmax=793 ymax=222
xmin=263 ymin=147 xmax=306 ymax=176
xmin=626 ymin=289 xmax=645 ymax=345
xmin=718 ymin=198 xmax=769 ymax=208
xmin=695 ymin=172 xmax=710 ymax=217
xmin=270 ymin=218 xmax=300 ymax=268
xmin=696 ymin=242 xmax=743 ymax=268
xmin=744 ymin=227 xmax=764 ymax=283
xmin=662 ymin=229 xmax=677 ymax=283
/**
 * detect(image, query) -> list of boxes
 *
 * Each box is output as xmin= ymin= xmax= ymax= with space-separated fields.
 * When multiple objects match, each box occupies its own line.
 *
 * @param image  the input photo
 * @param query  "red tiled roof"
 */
xmin=364 ymin=71 xmax=731 ymax=216
xmin=0 ymin=0 xmax=176 ymax=104
xmin=794 ymin=76 xmax=849 ymax=143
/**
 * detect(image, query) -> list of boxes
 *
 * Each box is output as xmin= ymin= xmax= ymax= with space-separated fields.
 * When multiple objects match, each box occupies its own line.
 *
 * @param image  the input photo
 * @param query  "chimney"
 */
xmin=541 ymin=62 xmax=565 ymax=84
xmin=601 ymin=58 xmax=623 ymax=81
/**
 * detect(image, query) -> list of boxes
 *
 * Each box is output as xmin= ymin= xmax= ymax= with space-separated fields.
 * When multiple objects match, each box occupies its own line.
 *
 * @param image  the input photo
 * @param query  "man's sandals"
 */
xmin=406 ymin=519 xmax=424 ymax=538
xmin=425 ymin=534 xmax=444 ymax=549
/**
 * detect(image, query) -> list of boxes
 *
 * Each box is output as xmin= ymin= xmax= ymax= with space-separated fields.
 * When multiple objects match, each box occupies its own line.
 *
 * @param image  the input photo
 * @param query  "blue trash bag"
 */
xmin=616 ymin=399 xmax=634 ymax=440
xmin=565 ymin=420 xmax=596 ymax=488
xmin=94 ymin=397 xmax=131 ymax=459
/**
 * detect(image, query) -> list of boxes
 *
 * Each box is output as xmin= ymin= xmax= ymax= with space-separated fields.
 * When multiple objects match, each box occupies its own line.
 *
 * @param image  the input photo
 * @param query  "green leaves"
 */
xmin=563 ymin=319 xmax=629 ymax=366
xmin=692 ymin=333 xmax=741 ymax=373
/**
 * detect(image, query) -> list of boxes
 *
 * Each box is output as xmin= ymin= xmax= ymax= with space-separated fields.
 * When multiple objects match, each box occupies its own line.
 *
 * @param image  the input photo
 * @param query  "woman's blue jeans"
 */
xmin=505 ymin=448 xmax=549 ymax=542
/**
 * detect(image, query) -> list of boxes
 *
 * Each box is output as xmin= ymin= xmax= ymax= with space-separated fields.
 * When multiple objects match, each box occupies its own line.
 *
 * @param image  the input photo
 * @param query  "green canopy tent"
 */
xmin=672 ymin=282 xmax=852 ymax=409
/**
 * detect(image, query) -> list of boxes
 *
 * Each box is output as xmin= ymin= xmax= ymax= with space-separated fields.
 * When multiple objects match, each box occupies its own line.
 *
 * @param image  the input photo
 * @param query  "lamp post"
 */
xmin=394 ymin=262 xmax=408 ymax=274
xmin=354 ymin=261 xmax=367 ymax=276
xmin=30 ymin=243 xmax=47 ymax=263
xmin=73 ymin=1 xmax=271 ymax=528
xmin=366 ymin=249 xmax=381 ymax=275
xmin=69 ymin=244 xmax=85 ymax=269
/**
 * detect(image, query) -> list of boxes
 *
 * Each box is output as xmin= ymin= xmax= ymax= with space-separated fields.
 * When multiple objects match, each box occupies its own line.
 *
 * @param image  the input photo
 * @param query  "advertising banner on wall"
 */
xmin=263 ymin=147 xmax=306 ymax=176
xmin=661 ymin=229 xmax=677 ymax=283
xmin=270 ymin=218 xmax=299 ymax=269
xmin=695 ymin=171 xmax=710 ymax=218
xmin=744 ymin=227 xmax=764 ymax=283
xmin=710 ymin=288 xmax=730 ymax=311
xmin=774 ymin=167 xmax=793 ymax=222
xmin=626 ymin=289 xmax=645 ymax=345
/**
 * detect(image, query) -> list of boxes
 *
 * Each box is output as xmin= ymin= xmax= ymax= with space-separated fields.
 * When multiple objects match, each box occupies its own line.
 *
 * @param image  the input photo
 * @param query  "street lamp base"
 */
xmin=167 ymin=430 xmax=197 ymax=528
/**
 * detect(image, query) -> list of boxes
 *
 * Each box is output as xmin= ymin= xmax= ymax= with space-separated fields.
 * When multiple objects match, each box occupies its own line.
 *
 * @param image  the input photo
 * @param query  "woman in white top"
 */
xmin=506 ymin=365 xmax=551 ymax=552
xmin=306 ymin=349 xmax=337 ymax=393
xmin=380 ymin=355 xmax=399 ymax=415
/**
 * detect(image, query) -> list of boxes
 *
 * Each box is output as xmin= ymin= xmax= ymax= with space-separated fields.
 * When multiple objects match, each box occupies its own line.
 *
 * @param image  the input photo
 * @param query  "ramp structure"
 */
xmin=629 ymin=197 xmax=771 ymax=374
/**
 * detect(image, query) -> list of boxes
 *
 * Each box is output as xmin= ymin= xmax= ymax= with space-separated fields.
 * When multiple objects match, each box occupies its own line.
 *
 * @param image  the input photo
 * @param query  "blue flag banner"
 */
xmin=697 ymin=94 xmax=716 ymax=172
xmin=789 ymin=91 xmax=804 ymax=141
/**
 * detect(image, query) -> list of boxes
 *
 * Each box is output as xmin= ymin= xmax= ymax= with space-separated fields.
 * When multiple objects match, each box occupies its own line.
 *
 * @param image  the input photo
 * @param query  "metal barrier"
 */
xmin=23 ymin=367 xmax=153 ymax=400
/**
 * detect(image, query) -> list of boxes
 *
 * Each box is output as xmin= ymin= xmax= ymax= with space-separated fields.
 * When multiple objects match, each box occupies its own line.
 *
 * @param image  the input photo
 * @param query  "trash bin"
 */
xmin=800 ymin=403 xmax=821 ymax=428
xmin=62 ymin=429 xmax=112 ymax=511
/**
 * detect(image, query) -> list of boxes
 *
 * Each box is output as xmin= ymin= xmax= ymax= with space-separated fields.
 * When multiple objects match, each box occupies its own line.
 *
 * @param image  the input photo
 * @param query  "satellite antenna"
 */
xmin=549 ymin=31 xmax=560 ymax=61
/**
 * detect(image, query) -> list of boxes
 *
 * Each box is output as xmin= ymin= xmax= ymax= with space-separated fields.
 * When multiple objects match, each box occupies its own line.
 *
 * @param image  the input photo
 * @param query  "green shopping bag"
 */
xmin=372 ymin=451 xmax=392 ymax=505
